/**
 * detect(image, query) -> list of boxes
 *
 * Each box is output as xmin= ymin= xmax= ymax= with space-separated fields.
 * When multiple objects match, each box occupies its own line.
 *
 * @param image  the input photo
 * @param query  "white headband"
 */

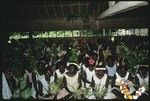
xmin=67 ymin=62 xmax=80 ymax=69
xmin=95 ymin=68 xmax=106 ymax=70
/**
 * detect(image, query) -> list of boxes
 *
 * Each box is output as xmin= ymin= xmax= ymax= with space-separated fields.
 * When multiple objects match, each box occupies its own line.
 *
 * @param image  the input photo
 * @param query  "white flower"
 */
xmin=124 ymin=95 xmax=127 ymax=99
xmin=139 ymin=86 xmax=145 ymax=93
xmin=133 ymin=95 xmax=138 ymax=99
xmin=121 ymin=80 xmax=125 ymax=85
xmin=136 ymin=91 xmax=142 ymax=96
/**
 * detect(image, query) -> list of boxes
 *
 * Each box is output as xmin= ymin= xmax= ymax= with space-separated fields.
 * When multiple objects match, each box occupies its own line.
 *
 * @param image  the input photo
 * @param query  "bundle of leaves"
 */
xmin=69 ymin=88 xmax=84 ymax=99
xmin=82 ymin=87 xmax=93 ymax=98
xmin=49 ymin=78 xmax=63 ymax=95
xmin=102 ymin=49 xmax=112 ymax=60
xmin=93 ymin=84 xmax=108 ymax=99
xmin=116 ymin=42 xmax=148 ymax=75
xmin=69 ymin=47 xmax=79 ymax=62
xmin=141 ymin=82 xmax=149 ymax=92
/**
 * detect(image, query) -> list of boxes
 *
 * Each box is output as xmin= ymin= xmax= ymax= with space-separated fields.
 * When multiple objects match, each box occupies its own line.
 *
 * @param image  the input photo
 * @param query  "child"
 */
xmin=63 ymin=63 xmax=81 ymax=99
xmin=105 ymin=55 xmax=117 ymax=87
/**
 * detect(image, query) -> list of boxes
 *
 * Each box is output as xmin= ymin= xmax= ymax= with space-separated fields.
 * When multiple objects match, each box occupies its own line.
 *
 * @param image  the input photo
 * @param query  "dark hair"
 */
xmin=119 ymin=57 xmax=128 ymax=65
xmin=67 ymin=64 xmax=79 ymax=72
xmin=106 ymin=55 xmax=115 ymax=63
xmin=55 ymin=61 xmax=65 ymax=69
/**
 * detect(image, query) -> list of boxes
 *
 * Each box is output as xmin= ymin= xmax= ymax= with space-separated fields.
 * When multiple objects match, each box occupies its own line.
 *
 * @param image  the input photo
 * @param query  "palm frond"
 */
xmin=93 ymin=84 xmax=108 ymax=99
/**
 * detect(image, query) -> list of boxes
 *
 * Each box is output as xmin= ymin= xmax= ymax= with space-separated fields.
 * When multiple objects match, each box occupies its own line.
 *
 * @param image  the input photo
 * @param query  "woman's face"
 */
xmin=95 ymin=70 xmax=104 ymax=79
xmin=89 ymin=66 xmax=94 ymax=71
xmin=68 ymin=66 xmax=76 ymax=73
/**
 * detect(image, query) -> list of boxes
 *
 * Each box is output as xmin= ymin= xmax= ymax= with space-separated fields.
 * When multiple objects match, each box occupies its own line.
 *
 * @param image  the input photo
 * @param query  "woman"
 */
xmin=91 ymin=64 xmax=113 ymax=99
xmin=134 ymin=65 xmax=149 ymax=100
xmin=112 ymin=57 xmax=134 ymax=99
xmin=82 ymin=58 xmax=95 ymax=88
xmin=63 ymin=63 xmax=82 ymax=99
xmin=54 ymin=61 xmax=66 ymax=81
xmin=32 ymin=66 xmax=55 ymax=98
xmin=12 ymin=68 xmax=32 ymax=99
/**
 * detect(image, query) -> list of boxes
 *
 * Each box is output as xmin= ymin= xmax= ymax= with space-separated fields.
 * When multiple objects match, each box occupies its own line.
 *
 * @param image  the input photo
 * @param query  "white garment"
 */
xmin=106 ymin=64 xmax=117 ymax=77
xmin=85 ymin=68 xmax=95 ymax=83
xmin=64 ymin=72 xmax=79 ymax=92
xmin=55 ymin=69 xmax=65 ymax=78
xmin=2 ymin=73 xmax=12 ymax=99
xmin=136 ymin=73 xmax=149 ymax=86
xmin=93 ymin=73 xmax=107 ymax=89
xmin=82 ymin=64 xmax=87 ymax=71
xmin=115 ymin=72 xmax=135 ymax=93
xmin=115 ymin=72 xmax=129 ymax=86
xmin=104 ymin=84 xmax=116 ymax=99
xmin=31 ymin=72 xmax=55 ymax=98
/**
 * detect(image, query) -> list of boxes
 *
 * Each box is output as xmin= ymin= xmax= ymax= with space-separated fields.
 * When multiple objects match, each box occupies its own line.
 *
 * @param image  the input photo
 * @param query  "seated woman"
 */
xmin=31 ymin=65 xmax=55 ymax=98
xmin=91 ymin=63 xmax=109 ymax=89
xmin=115 ymin=57 xmax=133 ymax=83
xmin=54 ymin=61 xmax=66 ymax=81
xmin=134 ymin=65 xmax=149 ymax=100
xmin=82 ymin=57 xmax=95 ymax=88
xmin=12 ymin=68 xmax=32 ymax=99
xmin=112 ymin=57 xmax=134 ymax=99
xmin=63 ymin=63 xmax=82 ymax=99
xmin=91 ymin=63 xmax=109 ymax=99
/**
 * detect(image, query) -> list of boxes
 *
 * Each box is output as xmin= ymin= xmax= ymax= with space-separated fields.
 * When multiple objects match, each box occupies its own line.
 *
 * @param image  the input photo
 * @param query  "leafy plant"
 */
xmin=116 ymin=42 xmax=148 ymax=75
xmin=93 ymin=84 xmax=108 ymax=99
xmin=69 ymin=88 xmax=84 ymax=99
xmin=49 ymin=78 xmax=63 ymax=95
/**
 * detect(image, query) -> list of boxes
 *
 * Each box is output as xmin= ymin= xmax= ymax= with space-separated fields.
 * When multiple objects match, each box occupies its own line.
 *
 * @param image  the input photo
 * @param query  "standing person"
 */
xmin=105 ymin=55 xmax=117 ymax=87
xmin=63 ymin=63 xmax=82 ymax=99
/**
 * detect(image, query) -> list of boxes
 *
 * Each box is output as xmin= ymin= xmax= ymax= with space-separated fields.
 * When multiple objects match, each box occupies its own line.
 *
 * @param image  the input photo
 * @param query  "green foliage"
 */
xmin=93 ymin=84 xmax=108 ymax=99
xmin=69 ymin=48 xmax=78 ymax=62
xmin=49 ymin=78 xmax=64 ymax=95
xmin=69 ymin=88 xmax=83 ymax=99
xmin=117 ymin=42 xmax=148 ymax=74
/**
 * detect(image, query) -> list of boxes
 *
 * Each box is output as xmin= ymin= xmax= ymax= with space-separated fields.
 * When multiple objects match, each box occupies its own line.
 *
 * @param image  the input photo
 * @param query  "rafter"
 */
xmin=79 ymin=1 xmax=81 ymax=15
xmin=86 ymin=1 xmax=89 ymax=10
xmin=44 ymin=1 xmax=50 ymax=18
xmin=34 ymin=2 xmax=42 ymax=18
xmin=51 ymin=1 xmax=57 ymax=18
xmin=24 ymin=1 xmax=33 ymax=19
xmin=61 ymin=1 xmax=65 ymax=19
xmin=70 ymin=1 xmax=73 ymax=15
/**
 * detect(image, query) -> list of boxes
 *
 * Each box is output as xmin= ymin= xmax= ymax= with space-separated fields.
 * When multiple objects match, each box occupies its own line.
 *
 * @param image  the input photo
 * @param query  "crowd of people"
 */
xmin=2 ymin=37 xmax=149 ymax=100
